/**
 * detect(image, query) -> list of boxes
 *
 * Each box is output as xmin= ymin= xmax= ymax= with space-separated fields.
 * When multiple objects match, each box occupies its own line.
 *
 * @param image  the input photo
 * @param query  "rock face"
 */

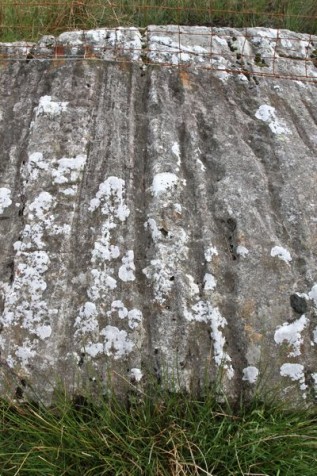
xmin=0 ymin=26 xmax=317 ymax=405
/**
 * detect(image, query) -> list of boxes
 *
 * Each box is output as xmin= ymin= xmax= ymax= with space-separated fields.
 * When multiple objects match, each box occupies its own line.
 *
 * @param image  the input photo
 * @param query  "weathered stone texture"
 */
xmin=0 ymin=26 xmax=317 ymax=404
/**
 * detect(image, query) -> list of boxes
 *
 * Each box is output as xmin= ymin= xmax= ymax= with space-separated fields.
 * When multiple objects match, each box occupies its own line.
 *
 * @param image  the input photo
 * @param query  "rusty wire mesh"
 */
xmin=0 ymin=1 xmax=316 ymax=82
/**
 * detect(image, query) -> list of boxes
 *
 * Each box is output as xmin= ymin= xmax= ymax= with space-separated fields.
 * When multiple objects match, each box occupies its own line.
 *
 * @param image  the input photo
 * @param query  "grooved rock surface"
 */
xmin=0 ymin=26 xmax=317 ymax=404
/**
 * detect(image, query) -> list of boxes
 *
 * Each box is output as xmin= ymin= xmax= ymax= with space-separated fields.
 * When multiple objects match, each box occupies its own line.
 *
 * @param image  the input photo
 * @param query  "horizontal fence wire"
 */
xmin=0 ymin=1 xmax=316 ymax=82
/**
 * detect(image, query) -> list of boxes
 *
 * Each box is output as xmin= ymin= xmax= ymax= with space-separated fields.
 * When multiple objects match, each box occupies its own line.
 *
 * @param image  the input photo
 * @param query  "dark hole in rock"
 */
xmin=227 ymin=218 xmax=237 ymax=231
xmin=78 ymin=352 xmax=85 ymax=367
xmin=18 ymin=206 xmax=25 ymax=217
xmin=26 ymin=53 xmax=34 ymax=63
xmin=290 ymin=294 xmax=307 ymax=314
xmin=160 ymin=227 xmax=168 ymax=237
xmin=169 ymin=276 xmax=175 ymax=281
xmin=15 ymin=386 xmax=24 ymax=399
xmin=7 ymin=261 xmax=14 ymax=284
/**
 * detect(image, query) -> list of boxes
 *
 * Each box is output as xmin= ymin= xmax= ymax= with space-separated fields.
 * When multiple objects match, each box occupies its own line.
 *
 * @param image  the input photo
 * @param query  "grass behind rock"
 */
xmin=1 ymin=386 xmax=317 ymax=475
xmin=0 ymin=0 xmax=317 ymax=42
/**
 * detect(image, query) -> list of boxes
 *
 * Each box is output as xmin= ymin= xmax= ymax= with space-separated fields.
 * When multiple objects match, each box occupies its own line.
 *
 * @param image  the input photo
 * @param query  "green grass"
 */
xmin=1 ymin=384 xmax=317 ymax=475
xmin=0 ymin=0 xmax=317 ymax=42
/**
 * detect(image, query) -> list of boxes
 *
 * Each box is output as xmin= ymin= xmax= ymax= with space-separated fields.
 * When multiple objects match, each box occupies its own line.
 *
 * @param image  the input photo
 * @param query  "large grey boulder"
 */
xmin=0 ymin=26 xmax=317 ymax=405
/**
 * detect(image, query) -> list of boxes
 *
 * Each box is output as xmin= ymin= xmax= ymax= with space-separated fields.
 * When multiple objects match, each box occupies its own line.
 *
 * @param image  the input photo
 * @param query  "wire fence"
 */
xmin=0 ymin=1 xmax=316 ymax=82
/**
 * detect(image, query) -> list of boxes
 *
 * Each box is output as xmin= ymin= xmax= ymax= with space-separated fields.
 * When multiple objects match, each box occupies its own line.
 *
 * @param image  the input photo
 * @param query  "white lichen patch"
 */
xmin=0 ymin=187 xmax=12 ymax=214
xmin=61 ymin=187 xmax=77 ymax=196
xmin=76 ymin=174 xmax=137 ymax=364
xmin=143 ymin=259 xmax=173 ymax=304
xmin=35 ymin=324 xmax=52 ymax=340
xmin=186 ymin=274 xmax=200 ymax=297
xmin=203 ymin=273 xmax=217 ymax=291
xmin=101 ymin=325 xmax=134 ymax=359
xmin=236 ymin=245 xmax=249 ymax=258
xmin=14 ymin=191 xmax=56 ymax=252
xmin=171 ymin=142 xmax=181 ymax=170
xmin=204 ymin=246 xmax=218 ymax=262
xmin=280 ymin=363 xmax=307 ymax=393
xmin=84 ymin=342 xmax=104 ymax=358
xmin=15 ymin=341 xmax=37 ymax=366
xmin=0 ymin=250 xmax=51 ymax=367
xmin=118 ymin=250 xmax=136 ymax=282
xmin=89 ymin=176 xmax=130 ymax=221
xmin=274 ymin=315 xmax=308 ymax=357
xmin=107 ymin=300 xmax=142 ymax=330
xmin=78 ymin=322 xmax=135 ymax=360
xmin=87 ymin=269 xmax=117 ymax=301
xmin=127 ymin=309 xmax=143 ymax=330
xmin=52 ymin=155 xmax=87 ymax=184
xmin=130 ymin=368 xmax=143 ymax=382
xmin=17 ymin=150 xmax=78 ymax=255
xmin=151 ymin=173 xmax=180 ymax=197
xmin=108 ymin=300 xmax=128 ymax=319
xmin=26 ymin=151 xmax=86 ymax=199
xmin=242 ymin=366 xmax=259 ymax=384
xmin=270 ymin=245 xmax=292 ymax=264
xmin=27 ymin=152 xmax=49 ymax=181
xmin=75 ymin=301 xmax=99 ymax=335
xmin=85 ymin=176 xmax=130 ymax=310
xmin=91 ymin=223 xmax=120 ymax=262
xmin=255 ymin=105 xmax=291 ymax=135
xmin=28 ymin=191 xmax=54 ymax=220
xmin=308 ymin=284 xmax=317 ymax=307
xmin=145 ymin=218 xmax=161 ymax=242
xmin=34 ymin=95 xmax=68 ymax=119
xmin=17 ymin=251 xmax=49 ymax=284
xmin=185 ymin=300 xmax=234 ymax=379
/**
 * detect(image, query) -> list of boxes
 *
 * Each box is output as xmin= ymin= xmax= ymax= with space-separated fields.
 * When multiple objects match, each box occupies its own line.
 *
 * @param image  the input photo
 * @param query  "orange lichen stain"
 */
xmin=51 ymin=45 xmax=65 ymax=68
xmin=117 ymin=59 xmax=132 ymax=72
xmin=171 ymin=209 xmax=182 ymax=220
xmin=241 ymin=299 xmax=256 ymax=319
xmin=0 ymin=53 xmax=9 ymax=69
xmin=244 ymin=324 xmax=263 ymax=343
xmin=54 ymin=45 xmax=65 ymax=57
xmin=211 ymin=254 xmax=221 ymax=274
xmin=84 ymin=45 xmax=96 ymax=59
xmin=179 ymin=69 xmax=192 ymax=89
xmin=241 ymin=299 xmax=263 ymax=342
xmin=236 ymin=231 xmax=250 ymax=247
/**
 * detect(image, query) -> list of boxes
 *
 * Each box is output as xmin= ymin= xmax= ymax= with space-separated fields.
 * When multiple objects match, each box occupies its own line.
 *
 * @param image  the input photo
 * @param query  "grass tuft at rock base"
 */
xmin=1 ymin=384 xmax=317 ymax=475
